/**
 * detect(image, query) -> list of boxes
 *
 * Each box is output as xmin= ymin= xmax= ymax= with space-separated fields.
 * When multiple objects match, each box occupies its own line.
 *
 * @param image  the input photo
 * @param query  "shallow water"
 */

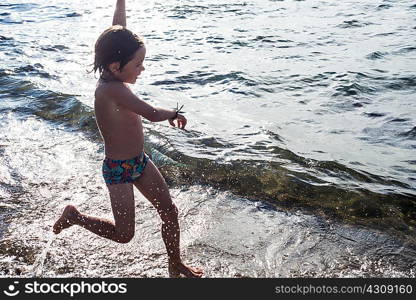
xmin=0 ymin=120 xmax=415 ymax=277
xmin=0 ymin=0 xmax=415 ymax=277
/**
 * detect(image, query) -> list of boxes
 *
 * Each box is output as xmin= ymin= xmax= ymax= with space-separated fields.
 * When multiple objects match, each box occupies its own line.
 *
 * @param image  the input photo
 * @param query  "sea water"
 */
xmin=0 ymin=0 xmax=415 ymax=277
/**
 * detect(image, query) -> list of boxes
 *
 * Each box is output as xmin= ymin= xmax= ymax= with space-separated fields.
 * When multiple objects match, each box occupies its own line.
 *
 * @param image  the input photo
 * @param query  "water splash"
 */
xmin=29 ymin=232 xmax=55 ymax=277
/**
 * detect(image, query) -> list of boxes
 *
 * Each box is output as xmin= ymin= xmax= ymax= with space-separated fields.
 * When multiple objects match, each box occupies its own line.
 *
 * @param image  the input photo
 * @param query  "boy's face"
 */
xmin=110 ymin=46 xmax=146 ymax=84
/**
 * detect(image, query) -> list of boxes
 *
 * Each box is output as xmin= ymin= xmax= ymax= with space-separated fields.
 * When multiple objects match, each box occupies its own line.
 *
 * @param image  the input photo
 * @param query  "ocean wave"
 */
xmin=366 ymin=51 xmax=387 ymax=60
xmin=151 ymin=70 xmax=258 ymax=88
xmin=0 ymin=73 xmax=96 ymax=133
xmin=398 ymin=127 xmax=416 ymax=139
xmin=166 ymin=2 xmax=253 ymax=19
xmin=384 ymin=76 xmax=416 ymax=91
xmin=0 ymin=3 xmax=39 ymax=11
xmin=40 ymin=44 xmax=70 ymax=52
xmin=13 ymin=64 xmax=58 ymax=80
xmin=337 ymin=19 xmax=373 ymax=28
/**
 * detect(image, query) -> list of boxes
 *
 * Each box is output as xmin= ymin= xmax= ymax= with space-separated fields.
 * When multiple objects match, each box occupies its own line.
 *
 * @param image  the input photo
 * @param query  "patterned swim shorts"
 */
xmin=102 ymin=152 xmax=149 ymax=185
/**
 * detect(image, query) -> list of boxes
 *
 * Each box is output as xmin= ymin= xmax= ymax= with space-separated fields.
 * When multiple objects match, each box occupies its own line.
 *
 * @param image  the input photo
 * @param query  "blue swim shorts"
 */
xmin=102 ymin=152 xmax=149 ymax=185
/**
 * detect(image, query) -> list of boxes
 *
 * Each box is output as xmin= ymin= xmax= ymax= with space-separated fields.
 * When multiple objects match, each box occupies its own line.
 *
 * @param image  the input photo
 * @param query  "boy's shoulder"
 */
xmin=95 ymin=80 xmax=130 ymax=100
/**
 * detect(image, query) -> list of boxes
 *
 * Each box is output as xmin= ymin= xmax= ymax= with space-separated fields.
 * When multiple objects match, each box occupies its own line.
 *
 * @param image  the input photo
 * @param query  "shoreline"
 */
xmin=0 ymin=182 xmax=415 ymax=278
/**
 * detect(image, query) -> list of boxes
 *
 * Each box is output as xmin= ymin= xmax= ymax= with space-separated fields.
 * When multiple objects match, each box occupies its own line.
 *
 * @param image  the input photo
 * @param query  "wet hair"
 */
xmin=93 ymin=25 xmax=145 ymax=75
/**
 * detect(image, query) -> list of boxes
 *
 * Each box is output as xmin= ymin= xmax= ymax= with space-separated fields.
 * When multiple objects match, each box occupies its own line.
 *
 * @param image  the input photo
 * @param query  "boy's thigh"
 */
xmin=133 ymin=159 xmax=173 ymax=212
xmin=107 ymin=183 xmax=135 ymax=230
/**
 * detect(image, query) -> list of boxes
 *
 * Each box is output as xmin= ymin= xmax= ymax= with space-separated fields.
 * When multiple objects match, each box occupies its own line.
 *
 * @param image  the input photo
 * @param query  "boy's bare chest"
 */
xmin=95 ymin=100 xmax=140 ymax=130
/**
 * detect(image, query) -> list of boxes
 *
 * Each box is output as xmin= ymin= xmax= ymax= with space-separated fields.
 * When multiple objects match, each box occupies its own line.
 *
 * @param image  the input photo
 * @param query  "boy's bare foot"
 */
xmin=53 ymin=205 xmax=79 ymax=234
xmin=168 ymin=260 xmax=204 ymax=278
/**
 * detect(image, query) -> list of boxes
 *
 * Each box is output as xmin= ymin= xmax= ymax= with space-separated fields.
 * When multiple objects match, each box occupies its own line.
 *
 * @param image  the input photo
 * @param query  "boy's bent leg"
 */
xmin=53 ymin=183 xmax=136 ymax=244
xmin=133 ymin=160 xmax=203 ymax=278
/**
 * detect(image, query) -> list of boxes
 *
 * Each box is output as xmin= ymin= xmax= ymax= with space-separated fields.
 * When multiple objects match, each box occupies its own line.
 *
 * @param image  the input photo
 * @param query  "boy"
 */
xmin=53 ymin=0 xmax=203 ymax=278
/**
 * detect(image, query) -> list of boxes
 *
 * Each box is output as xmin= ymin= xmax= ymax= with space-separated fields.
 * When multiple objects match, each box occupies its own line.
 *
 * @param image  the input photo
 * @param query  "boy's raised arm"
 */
xmin=112 ymin=0 xmax=126 ymax=27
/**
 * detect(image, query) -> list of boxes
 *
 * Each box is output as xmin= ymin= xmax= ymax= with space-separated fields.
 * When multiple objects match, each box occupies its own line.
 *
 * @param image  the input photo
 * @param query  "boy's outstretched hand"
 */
xmin=169 ymin=114 xmax=187 ymax=129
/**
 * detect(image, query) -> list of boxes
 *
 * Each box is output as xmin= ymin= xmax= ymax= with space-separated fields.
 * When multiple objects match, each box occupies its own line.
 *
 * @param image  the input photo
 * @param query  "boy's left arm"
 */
xmin=112 ymin=0 xmax=126 ymax=27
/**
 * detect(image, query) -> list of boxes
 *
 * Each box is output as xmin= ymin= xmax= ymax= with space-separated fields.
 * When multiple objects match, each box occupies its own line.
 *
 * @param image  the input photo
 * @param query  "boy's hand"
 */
xmin=169 ymin=114 xmax=187 ymax=129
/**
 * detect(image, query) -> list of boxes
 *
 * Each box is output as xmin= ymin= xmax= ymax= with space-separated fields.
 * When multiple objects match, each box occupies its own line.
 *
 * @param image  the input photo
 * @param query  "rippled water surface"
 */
xmin=0 ymin=0 xmax=415 ymax=277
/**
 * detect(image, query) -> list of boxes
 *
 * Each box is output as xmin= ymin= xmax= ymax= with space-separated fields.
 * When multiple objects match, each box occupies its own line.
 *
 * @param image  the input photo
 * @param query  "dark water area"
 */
xmin=0 ymin=0 xmax=415 ymax=277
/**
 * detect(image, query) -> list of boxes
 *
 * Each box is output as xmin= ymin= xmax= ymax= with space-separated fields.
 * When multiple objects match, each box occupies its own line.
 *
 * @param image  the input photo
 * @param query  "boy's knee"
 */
xmin=117 ymin=231 xmax=134 ymax=244
xmin=115 ymin=224 xmax=135 ymax=243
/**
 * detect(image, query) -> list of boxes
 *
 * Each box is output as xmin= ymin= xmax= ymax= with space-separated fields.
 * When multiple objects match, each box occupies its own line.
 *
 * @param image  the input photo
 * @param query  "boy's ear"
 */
xmin=108 ymin=62 xmax=121 ymax=74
